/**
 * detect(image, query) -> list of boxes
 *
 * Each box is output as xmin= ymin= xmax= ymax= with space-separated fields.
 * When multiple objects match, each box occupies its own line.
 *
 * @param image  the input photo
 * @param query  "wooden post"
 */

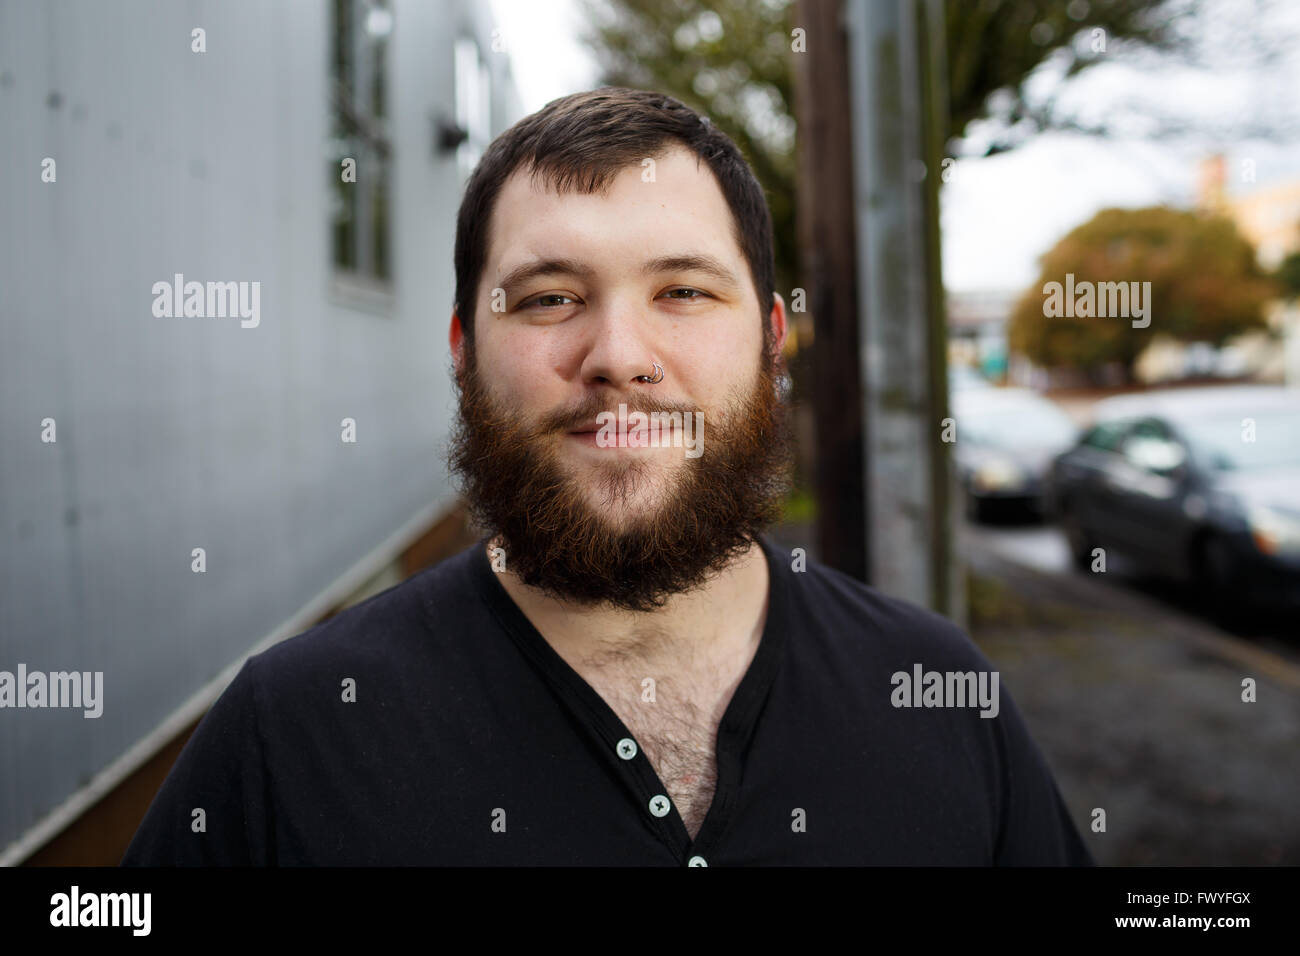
xmin=793 ymin=0 xmax=868 ymax=581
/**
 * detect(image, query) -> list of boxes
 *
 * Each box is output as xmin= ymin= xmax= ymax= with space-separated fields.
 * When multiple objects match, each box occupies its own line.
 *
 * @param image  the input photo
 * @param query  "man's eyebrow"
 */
xmin=495 ymin=253 xmax=741 ymax=299
xmin=496 ymin=258 xmax=596 ymax=299
xmin=641 ymin=254 xmax=740 ymax=289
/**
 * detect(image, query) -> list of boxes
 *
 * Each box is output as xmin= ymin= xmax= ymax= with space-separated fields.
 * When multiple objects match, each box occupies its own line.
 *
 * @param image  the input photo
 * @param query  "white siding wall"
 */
xmin=0 ymin=0 xmax=520 ymax=856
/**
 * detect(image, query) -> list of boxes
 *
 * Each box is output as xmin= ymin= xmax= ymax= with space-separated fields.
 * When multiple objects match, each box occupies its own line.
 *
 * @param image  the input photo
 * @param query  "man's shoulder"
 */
xmin=246 ymin=540 xmax=488 ymax=681
xmin=772 ymin=537 xmax=987 ymax=670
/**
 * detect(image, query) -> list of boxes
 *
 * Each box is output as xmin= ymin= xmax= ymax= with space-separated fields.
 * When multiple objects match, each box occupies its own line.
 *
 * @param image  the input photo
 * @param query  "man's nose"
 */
xmin=575 ymin=302 xmax=660 ymax=388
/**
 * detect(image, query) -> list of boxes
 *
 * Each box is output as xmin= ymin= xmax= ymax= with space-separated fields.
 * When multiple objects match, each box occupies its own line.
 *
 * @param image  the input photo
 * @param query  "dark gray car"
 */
xmin=1047 ymin=385 xmax=1300 ymax=613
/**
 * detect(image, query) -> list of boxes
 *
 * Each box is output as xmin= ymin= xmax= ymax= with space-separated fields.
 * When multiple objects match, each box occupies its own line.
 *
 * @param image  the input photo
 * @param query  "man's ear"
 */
xmin=449 ymin=309 xmax=466 ymax=379
xmin=768 ymin=292 xmax=789 ymax=366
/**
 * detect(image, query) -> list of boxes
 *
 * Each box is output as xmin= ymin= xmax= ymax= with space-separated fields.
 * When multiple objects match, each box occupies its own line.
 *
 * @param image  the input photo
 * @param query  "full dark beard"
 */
xmin=447 ymin=343 xmax=795 ymax=612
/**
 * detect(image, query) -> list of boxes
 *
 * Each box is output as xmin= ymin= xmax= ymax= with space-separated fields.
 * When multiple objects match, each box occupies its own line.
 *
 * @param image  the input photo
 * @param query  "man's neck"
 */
xmin=488 ymin=536 xmax=771 ymax=675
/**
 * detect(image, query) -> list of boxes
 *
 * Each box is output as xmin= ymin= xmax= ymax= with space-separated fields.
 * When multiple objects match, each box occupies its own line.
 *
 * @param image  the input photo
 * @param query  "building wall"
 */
xmin=1230 ymin=179 xmax=1300 ymax=270
xmin=0 ymin=0 xmax=519 ymax=859
xmin=1197 ymin=154 xmax=1300 ymax=270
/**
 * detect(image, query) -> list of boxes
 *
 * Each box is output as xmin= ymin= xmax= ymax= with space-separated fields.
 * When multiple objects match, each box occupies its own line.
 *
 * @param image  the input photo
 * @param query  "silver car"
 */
xmin=952 ymin=388 xmax=1080 ymax=522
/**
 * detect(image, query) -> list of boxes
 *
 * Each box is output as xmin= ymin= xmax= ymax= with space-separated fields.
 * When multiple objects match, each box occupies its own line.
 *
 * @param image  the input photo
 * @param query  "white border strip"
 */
xmin=0 ymin=500 xmax=452 ymax=867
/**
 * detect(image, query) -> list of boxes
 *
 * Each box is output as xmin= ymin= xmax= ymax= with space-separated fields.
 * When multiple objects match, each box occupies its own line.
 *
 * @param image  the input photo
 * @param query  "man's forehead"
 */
xmin=485 ymin=145 xmax=745 ymax=282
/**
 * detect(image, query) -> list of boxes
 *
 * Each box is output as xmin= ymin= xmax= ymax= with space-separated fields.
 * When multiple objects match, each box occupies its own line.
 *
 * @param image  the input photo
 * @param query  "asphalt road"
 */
xmin=962 ymin=510 xmax=1300 ymax=664
xmin=960 ymin=509 xmax=1300 ymax=865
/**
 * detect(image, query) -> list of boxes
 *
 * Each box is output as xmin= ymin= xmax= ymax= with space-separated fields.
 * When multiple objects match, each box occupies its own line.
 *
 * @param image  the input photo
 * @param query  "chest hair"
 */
xmin=586 ymin=667 xmax=729 ymax=840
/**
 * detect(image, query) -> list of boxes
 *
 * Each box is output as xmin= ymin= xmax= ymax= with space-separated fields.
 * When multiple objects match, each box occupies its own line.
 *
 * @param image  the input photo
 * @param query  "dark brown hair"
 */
xmin=453 ymin=86 xmax=775 ymax=350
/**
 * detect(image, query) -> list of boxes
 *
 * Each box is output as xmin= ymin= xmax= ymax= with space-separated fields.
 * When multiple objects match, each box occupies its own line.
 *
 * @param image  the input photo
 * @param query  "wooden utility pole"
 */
xmin=794 ymin=0 xmax=963 ymax=621
xmin=793 ymin=0 xmax=867 ymax=581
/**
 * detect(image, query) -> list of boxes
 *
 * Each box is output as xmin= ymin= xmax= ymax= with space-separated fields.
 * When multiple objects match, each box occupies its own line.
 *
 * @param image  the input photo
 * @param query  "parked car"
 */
xmin=1047 ymin=385 xmax=1300 ymax=612
xmin=952 ymin=388 xmax=1080 ymax=521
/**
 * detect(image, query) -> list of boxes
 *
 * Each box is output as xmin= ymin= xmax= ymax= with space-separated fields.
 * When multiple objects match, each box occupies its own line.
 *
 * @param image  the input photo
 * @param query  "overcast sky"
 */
xmin=489 ymin=0 xmax=600 ymax=112
xmin=488 ymin=0 xmax=1300 ymax=296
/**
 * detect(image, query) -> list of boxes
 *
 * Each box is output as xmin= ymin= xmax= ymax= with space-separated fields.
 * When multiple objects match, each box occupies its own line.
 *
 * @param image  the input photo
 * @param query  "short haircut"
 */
xmin=453 ymin=86 xmax=776 ymax=351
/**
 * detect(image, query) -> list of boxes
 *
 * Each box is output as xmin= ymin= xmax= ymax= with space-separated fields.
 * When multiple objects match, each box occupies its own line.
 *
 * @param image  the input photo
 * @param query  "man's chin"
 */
xmin=559 ymin=445 xmax=686 ymax=489
xmin=561 ymin=470 xmax=685 ymax=526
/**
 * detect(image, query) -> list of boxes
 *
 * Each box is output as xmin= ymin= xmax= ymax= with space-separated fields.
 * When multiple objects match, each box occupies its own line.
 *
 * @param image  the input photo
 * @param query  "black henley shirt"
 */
xmin=121 ymin=534 xmax=1094 ymax=866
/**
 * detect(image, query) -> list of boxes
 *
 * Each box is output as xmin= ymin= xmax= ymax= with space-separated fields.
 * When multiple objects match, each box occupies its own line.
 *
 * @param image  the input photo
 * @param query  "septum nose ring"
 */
xmin=636 ymin=361 xmax=664 ymax=384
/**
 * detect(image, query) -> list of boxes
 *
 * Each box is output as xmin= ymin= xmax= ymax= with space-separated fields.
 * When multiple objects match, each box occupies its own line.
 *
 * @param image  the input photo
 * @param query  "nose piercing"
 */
xmin=636 ymin=361 xmax=664 ymax=384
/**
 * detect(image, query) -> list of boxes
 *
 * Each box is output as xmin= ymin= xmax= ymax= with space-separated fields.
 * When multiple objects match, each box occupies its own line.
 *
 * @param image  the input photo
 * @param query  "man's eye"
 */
xmin=523 ymin=294 xmax=576 ymax=309
xmin=663 ymin=288 xmax=710 ymax=300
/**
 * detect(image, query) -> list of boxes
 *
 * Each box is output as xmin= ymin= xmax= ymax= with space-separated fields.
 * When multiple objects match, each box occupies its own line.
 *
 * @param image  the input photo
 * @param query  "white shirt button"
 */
xmin=648 ymin=794 xmax=671 ymax=817
xmin=616 ymin=737 xmax=637 ymax=760
xmin=688 ymin=855 xmax=708 ymax=867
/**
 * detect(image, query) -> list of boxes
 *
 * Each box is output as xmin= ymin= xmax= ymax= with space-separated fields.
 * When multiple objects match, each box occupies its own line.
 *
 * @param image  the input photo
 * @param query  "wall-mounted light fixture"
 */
xmin=434 ymin=114 xmax=469 ymax=156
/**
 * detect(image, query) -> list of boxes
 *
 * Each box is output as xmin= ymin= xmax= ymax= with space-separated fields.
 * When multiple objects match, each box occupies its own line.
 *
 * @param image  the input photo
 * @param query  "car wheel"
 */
xmin=1195 ymin=534 xmax=1255 ymax=629
xmin=1060 ymin=502 xmax=1095 ymax=571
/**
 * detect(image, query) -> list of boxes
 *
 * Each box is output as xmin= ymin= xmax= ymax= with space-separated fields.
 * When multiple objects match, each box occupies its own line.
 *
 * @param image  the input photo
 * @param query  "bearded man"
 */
xmin=123 ymin=87 xmax=1091 ymax=867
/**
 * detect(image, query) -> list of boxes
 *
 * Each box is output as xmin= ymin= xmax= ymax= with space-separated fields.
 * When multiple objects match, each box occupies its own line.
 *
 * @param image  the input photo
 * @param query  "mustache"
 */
xmin=538 ymin=400 xmax=701 ymax=435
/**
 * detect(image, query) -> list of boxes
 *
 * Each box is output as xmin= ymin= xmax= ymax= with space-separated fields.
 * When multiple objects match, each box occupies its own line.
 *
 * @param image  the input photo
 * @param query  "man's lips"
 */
xmin=566 ymin=417 xmax=652 ymax=435
xmin=567 ymin=425 xmax=654 ymax=435
xmin=565 ymin=418 xmax=663 ymax=443
xmin=567 ymin=428 xmax=651 ymax=437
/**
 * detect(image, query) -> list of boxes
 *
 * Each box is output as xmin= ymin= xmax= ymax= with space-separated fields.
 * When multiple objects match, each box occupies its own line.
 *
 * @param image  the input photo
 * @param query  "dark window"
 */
xmin=1121 ymin=418 xmax=1188 ymax=475
xmin=1123 ymin=418 xmax=1173 ymax=443
xmin=329 ymin=0 xmax=393 ymax=284
xmin=1080 ymin=420 xmax=1130 ymax=452
xmin=453 ymin=37 xmax=492 ymax=181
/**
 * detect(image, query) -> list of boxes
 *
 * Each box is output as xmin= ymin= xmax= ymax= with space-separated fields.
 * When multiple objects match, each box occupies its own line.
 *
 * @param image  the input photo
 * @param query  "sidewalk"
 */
xmin=964 ymin=542 xmax=1300 ymax=865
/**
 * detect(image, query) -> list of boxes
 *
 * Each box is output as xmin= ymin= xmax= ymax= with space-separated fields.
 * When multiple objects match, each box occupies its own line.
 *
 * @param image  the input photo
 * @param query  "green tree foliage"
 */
xmin=1006 ymin=206 xmax=1277 ymax=378
xmin=581 ymin=1 xmax=799 ymax=294
xmin=945 ymin=0 xmax=1195 ymax=153
xmin=1276 ymin=250 xmax=1300 ymax=300
xmin=580 ymin=0 xmax=1191 ymax=296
